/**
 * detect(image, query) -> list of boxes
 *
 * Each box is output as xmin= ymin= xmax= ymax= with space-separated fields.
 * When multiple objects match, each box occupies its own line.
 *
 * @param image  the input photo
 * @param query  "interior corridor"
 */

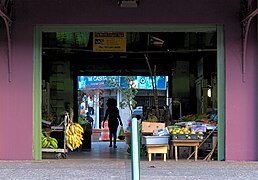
xmin=43 ymin=141 xmax=131 ymax=160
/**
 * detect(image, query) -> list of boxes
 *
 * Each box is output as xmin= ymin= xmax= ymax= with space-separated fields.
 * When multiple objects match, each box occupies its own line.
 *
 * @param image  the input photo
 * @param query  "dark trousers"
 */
xmin=82 ymin=131 xmax=92 ymax=150
xmin=88 ymin=107 xmax=94 ymax=115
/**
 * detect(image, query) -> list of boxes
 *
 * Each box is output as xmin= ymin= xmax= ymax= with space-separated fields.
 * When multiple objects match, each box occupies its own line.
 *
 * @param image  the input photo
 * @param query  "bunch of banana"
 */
xmin=42 ymin=132 xmax=58 ymax=149
xmin=65 ymin=123 xmax=84 ymax=151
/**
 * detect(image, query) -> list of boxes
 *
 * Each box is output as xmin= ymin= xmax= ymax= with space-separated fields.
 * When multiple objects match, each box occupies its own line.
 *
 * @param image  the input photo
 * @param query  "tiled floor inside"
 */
xmin=69 ymin=141 xmax=130 ymax=160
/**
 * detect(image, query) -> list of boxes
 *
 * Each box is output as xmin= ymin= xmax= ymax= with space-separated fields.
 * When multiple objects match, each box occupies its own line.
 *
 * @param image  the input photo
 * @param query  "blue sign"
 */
xmin=78 ymin=76 xmax=167 ymax=90
xmin=136 ymin=76 xmax=166 ymax=90
xmin=78 ymin=76 xmax=119 ymax=89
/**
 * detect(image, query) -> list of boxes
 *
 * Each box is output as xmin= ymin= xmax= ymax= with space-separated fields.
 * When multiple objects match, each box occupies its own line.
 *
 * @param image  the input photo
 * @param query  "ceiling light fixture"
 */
xmin=118 ymin=0 xmax=139 ymax=8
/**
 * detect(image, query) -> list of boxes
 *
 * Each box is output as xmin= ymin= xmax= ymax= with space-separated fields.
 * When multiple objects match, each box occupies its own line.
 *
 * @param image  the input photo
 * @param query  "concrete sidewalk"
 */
xmin=0 ymin=159 xmax=258 ymax=180
xmin=2 ymin=142 xmax=257 ymax=180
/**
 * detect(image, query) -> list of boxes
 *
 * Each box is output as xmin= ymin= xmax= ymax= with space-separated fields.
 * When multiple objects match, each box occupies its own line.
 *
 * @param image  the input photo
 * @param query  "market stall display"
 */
xmin=143 ymin=136 xmax=170 ymax=161
xmin=142 ymin=122 xmax=170 ymax=161
xmin=65 ymin=122 xmax=84 ymax=151
xmin=168 ymin=124 xmax=217 ymax=161
xmin=42 ymin=113 xmax=69 ymax=159
xmin=171 ymin=139 xmax=202 ymax=161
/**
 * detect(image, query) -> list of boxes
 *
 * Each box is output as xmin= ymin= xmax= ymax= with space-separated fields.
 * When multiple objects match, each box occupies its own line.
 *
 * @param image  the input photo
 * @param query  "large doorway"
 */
xmin=34 ymin=25 xmax=225 ymax=161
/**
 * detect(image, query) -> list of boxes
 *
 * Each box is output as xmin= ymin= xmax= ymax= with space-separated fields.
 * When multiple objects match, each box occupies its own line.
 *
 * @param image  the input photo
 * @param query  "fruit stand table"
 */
xmin=146 ymin=144 xmax=169 ymax=162
xmin=142 ymin=135 xmax=169 ymax=162
xmin=170 ymin=139 xmax=202 ymax=161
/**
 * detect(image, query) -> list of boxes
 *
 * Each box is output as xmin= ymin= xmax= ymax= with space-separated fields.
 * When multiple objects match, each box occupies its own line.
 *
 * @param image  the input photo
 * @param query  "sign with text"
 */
xmin=78 ymin=76 xmax=167 ymax=90
xmin=93 ymin=32 xmax=126 ymax=52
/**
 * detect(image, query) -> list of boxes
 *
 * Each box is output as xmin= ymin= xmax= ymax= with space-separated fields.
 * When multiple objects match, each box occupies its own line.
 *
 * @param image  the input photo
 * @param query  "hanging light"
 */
xmin=207 ymin=88 xmax=212 ymax=98
xmin=118 ymin=0 xmax=139 ymax=8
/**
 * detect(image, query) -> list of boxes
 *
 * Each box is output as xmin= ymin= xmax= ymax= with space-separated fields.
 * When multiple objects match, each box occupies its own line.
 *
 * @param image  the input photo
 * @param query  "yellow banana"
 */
xmin=72 ymin=139 xmax=75 ymax=149
xmin=73 ymin=135 xmax=79 ymax=142
xmin=75 ymin=123 xmax=84 ymax=132
xmin=76 ymin=133 xmax=82 ymax=140
xmin=66 ymin=127 xmax=72 ymax=136
xmin=76 ymin=128 xmax=84 ymax=134
xmin=66 ymin=142 xmax=73 ymax=151
xmin=70 ymin=124 xmax=75 ymax=134
xmin=73 ymin=128 xmax=79 ymax=135
xmin=70 ymin=135 xmax=74 ymax=144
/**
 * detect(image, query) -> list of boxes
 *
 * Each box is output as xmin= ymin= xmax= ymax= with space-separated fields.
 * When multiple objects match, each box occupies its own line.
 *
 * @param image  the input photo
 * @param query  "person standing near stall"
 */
xmin=88 ymin=96 xmax=94 ymax=115
xmin=103 ymin=98 xmax=123 ymax=148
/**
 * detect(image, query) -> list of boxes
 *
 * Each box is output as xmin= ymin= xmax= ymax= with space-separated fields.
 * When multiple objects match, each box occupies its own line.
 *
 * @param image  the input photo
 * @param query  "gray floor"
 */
xmin=68 ymin=141 xmax=131 ymax=160
xmin=1 ymin=142 xmax=258 ymax=179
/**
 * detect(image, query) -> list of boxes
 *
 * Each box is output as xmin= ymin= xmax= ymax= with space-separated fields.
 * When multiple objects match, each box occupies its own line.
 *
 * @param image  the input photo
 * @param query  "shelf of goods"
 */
xmin=42 ymin=114 xmax=69 ymax=159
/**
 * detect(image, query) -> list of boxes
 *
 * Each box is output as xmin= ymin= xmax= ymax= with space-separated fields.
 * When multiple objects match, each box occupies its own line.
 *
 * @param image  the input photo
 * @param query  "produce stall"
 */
xmin=170 ymin=139 xmax=202 ymax=161
xmin=126 ymin=110 xmax=218 ymax=161
xmin=167 ymin=115 xmax=217 ymax=160
xmin=142 ymin=136 xmax=170 ymax=161
xmin=42 ymin=113 xmax=69 ymax=159
xmin=141 ymin=122 xmax=169 ymax=161
xmin=42 ymin=112 xmax=85 ymax=158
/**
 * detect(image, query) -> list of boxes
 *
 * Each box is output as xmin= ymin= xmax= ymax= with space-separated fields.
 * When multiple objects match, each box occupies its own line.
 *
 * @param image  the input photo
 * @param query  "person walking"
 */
xmin=103 ymin=98 xmax=123 ymax=148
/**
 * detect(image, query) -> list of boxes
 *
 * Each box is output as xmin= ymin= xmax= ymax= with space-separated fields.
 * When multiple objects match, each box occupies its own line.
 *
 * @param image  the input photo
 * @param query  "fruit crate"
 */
xmin=171 ymin=134 xmax=200 ymax=140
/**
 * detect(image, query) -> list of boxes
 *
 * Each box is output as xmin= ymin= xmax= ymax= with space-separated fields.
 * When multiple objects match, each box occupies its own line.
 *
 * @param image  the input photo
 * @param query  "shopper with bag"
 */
xmin=103 ymin=98 xmax=123 ymax=148
xmin=118 ymin=126 xmax=125 ymax=140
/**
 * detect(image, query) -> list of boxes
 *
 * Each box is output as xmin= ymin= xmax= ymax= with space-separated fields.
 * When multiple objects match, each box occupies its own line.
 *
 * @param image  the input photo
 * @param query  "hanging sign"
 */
xmin=93 ymin=32 xmax=126 ymax=52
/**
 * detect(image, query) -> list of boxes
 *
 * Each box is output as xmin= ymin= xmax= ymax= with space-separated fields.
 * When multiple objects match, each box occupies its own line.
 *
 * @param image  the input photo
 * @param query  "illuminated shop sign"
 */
xmin=78 ymin=76 xmax=166 ymax=90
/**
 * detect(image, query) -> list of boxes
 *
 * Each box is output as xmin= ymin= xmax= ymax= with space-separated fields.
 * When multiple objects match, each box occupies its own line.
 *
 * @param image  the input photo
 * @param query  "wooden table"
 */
xmin=146 ymin=144 xmax=169 ymax=161
xmin=170 ymin=140 xmax=202 ymax=161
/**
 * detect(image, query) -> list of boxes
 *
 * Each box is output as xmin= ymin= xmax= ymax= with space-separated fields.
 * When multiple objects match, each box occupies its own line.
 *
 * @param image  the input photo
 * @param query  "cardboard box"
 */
xmin=91 ymin=128 xmax=101 ymax=141
xmin=191 ymin=124 xmax=207 ymax=132
xmin=141 ymin=122 xmax=165 ymax=134
xmin=153 ymin=127 xmax=169 ymax=136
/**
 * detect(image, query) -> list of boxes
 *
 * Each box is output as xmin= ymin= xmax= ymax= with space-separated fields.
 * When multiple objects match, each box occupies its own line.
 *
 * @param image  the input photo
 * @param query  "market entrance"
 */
xmin=34 ymin=25 xmax=225 ymax=161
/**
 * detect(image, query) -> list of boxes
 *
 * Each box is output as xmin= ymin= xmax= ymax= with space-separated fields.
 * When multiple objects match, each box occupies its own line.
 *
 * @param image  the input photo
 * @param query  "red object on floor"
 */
xmin=101 ymin=121 xmax=110 ymax=141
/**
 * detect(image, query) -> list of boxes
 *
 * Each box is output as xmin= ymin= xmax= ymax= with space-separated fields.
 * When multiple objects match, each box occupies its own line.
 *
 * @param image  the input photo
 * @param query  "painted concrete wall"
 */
xmin=0 ymin=0 xmax=257 ymax=160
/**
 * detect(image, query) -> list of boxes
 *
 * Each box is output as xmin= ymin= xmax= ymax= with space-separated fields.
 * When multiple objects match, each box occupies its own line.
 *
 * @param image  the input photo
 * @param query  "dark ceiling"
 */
xmin=42 ymin=32 xmax=217 ymax=76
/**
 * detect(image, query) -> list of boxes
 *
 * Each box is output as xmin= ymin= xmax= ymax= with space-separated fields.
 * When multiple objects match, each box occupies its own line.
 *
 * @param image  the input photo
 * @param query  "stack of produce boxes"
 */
xmin=168 ymin=126 xmax=204 ymax=140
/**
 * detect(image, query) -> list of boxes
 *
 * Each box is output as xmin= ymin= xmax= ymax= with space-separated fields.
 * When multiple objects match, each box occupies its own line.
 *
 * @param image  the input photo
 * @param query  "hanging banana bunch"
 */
xmin=65 ymin=122 xmax=84 ymax=151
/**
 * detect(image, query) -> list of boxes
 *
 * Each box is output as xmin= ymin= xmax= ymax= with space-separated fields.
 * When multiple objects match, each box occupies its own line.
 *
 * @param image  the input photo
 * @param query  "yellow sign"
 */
xmin=93 ymin=32 xmax=126 ymax=52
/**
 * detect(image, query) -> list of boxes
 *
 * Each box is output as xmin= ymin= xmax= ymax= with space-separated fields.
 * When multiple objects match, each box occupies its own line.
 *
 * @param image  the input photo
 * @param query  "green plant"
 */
xmin=78 ymin=115 xmax=89 ymax=125
xmin=127 ymin=143 xmax=147 ymax=157
xmin=104 ymin=76 xmax=138 ymax=113
xmin=126 ymin=122 xmax=147 ymax=157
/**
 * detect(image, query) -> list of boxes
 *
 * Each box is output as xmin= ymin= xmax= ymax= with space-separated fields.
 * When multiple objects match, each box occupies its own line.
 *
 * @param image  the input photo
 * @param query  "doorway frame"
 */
xmin=33 ymin=25 xmax=225 ymax=160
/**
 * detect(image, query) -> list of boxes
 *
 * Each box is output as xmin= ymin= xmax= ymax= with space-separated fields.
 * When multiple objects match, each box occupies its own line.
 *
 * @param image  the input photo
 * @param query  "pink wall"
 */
xmin=225 ymin=21 xmax=258 ymax=160
xmin=0 ymin=0 xmax=257 ymax=160
xmin=0 ymin=17 xmax=33 ymax=159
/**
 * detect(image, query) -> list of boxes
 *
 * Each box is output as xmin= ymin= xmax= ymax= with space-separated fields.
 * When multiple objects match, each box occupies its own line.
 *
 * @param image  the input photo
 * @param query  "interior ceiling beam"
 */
xmin=42 ymin=47 xmax=217 ymax=53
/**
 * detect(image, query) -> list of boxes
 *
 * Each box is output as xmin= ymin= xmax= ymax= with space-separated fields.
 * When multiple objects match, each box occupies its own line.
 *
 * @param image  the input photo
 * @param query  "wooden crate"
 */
xmin=141 ymin=122 xmax=165 ymax=134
